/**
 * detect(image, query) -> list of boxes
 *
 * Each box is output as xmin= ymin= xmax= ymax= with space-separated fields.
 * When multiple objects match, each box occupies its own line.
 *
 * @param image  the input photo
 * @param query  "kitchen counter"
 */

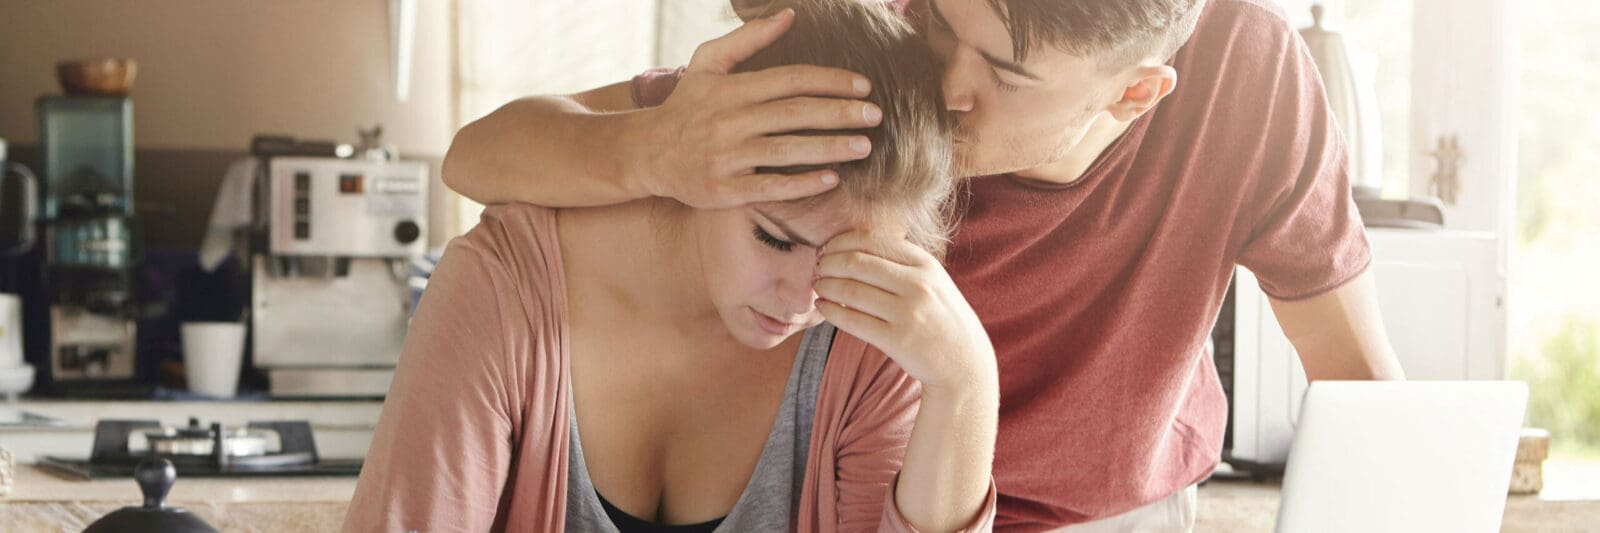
xmin=11 ymin=470 xmax=1594 ymax=532
xmin=1 ymin=463 xmax=356 ymax=531
xmin=1197 ymin=479 xmax=1600 ymax=532
xmin=0 ymin=399 xmax=379 ymax=530
xmin=0 ymin=399 xmax=383 ymax=463
xmin=8 ymin=401 xmax=1596 ymax=531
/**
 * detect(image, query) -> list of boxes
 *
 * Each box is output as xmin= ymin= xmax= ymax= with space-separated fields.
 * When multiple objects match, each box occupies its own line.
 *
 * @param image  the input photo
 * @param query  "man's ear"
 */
xmin=1107 ymin=65 xmax=1178 ymax=122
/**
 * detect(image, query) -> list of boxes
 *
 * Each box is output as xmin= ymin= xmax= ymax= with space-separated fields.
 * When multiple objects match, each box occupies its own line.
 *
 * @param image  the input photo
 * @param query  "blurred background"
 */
xmin=0 ymin=0 xmax=1593 ymax=528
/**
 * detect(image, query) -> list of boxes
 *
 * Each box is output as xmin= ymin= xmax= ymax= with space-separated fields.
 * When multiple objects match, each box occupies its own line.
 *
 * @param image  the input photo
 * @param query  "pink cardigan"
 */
xmin=343 ymin=204 xmax=995 ymax=532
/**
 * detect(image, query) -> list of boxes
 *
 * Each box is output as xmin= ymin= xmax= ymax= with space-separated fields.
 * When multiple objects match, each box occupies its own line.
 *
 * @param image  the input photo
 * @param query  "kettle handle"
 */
xmin=2 ymin=162 xmax=37 ymax=256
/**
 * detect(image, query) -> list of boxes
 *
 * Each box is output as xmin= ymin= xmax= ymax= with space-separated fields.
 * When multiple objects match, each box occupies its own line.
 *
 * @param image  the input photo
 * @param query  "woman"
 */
xmin=343 ymin=1 xmax=997 ymax=531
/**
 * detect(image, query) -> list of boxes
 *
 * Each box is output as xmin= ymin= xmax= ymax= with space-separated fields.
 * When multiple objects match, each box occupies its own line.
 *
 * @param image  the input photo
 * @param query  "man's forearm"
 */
xmin=1270 ymin=269 xmax=1407 ymax=382
xmin=443 ymin=95 xmax=650 ymax=207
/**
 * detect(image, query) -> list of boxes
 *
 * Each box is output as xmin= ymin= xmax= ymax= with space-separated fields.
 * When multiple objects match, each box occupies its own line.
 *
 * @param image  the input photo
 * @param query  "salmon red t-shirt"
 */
xmin=632 ymin=0 xmax=1370 ymax=529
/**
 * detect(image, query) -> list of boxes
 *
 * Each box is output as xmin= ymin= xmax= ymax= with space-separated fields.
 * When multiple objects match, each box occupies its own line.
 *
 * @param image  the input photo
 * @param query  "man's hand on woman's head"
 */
xmin=626 ymin=8 xmax=884 ymax=209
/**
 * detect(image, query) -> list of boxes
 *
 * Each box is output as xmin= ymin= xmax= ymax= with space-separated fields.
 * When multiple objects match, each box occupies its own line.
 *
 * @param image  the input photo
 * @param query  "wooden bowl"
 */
xmin=57 ymin=58 xmax=138 ymax=96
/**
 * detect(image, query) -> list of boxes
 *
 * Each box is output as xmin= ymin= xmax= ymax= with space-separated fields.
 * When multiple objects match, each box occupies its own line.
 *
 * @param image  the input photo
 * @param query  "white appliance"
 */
xmin=1275 ymin=381 xmax=1526 ymax=533
xmin=1218 ymin=228 xmax=1505 ymax=472
xmin=251 ymin=155 xmax=428 ymax=398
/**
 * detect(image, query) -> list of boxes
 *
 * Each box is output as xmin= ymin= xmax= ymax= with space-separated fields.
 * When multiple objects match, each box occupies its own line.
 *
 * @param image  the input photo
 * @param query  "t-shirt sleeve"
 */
xmin=631 ymin=66 xmax=687 ymax=109
xmin=342 ymin=238 xmax=528 ymax=532
xmin=1234 ymin=14 xmax=1371 ymax=301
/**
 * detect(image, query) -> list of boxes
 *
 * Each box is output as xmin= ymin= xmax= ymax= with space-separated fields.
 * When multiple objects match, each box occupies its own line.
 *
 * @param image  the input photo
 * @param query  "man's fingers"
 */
xmin=727 ymin=171 xmax=840 ymax=204
xmin=732 ymin=64 xmax=873 ymax=103
xmin=814 ymin=278 xmax=899 ymax=322
xmin=688 ymin=8 xmax=796 ymax=74
xmin=733 ymin=96 xmax=882 ymax=137
xmin=729 ymin=134 xmax=870 ymax=172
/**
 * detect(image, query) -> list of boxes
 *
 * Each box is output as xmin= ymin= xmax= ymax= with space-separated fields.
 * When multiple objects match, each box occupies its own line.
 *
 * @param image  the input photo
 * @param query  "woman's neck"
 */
xmin=559 ymin=200 xmax=726 ymax=338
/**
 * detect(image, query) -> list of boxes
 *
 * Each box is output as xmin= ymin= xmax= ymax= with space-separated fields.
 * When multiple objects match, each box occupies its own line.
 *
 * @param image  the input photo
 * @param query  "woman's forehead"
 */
xmin=750 ymin=199 xmax=904 ymax=245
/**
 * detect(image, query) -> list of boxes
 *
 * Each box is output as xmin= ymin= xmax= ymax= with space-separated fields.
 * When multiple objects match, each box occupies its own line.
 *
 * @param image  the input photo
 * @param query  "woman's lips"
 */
xmin=751 ymin=308 xmax=796 ymax=336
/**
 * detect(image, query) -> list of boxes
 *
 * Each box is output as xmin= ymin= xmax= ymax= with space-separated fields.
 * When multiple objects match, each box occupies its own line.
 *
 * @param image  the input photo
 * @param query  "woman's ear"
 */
xmin=731 ymin=0 xmax=774 ymax=22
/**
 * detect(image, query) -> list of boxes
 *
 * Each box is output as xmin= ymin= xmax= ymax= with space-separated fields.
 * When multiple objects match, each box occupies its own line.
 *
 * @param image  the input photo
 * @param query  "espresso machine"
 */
xmin=248 ymin=131 xmax=427 ymax=398
xmin=36 ymin=96 xmax=144 ymax=395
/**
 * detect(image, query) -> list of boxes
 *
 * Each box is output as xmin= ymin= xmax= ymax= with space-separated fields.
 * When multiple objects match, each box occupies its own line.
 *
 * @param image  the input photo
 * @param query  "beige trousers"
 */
xmin=1046 ymin=485 xmax=1198 ymax=533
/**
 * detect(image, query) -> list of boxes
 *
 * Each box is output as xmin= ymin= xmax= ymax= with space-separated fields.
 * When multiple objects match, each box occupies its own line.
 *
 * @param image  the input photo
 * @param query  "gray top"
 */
xmin=565 ymin=323 xmax=835 ymax=532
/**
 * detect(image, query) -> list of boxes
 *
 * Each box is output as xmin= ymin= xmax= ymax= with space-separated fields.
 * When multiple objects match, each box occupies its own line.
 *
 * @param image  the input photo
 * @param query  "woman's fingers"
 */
xmin=816 ymin=250 xmax=916 ymax=295
xmin=822 ymin=230 xmax=931 ymax=268
xmin=814 ymin=278 xmax=898 ymax=322
xmin=818 ymin=299 xmax=891 ymax=347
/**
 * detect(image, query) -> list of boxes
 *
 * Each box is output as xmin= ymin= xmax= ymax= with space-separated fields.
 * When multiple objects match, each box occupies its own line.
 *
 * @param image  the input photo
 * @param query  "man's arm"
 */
xmin=1269 ymin=269 xmax=1407 ymax=381
xmin=441 ymin=8 xmax=881 ymax=209
xmin=441 ymin=83 xmax=643 ymax=207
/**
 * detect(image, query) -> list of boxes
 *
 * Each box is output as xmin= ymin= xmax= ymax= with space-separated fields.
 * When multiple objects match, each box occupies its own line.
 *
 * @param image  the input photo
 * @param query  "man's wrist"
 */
xmin=611 ymin=107 xmax=663 ymax=200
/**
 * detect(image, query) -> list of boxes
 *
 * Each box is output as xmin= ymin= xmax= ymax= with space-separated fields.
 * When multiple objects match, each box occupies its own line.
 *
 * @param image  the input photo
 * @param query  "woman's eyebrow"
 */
xmin=753 ymin=208 xmax=819 ymax=247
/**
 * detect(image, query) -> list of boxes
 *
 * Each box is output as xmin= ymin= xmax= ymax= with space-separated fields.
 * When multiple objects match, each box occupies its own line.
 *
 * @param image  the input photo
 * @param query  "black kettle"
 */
xmin=82 ymin=457 xmax=220 ymax=533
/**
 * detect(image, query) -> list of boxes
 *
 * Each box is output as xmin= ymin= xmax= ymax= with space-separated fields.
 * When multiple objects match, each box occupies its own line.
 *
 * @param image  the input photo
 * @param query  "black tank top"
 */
xmin=595 ymin=489 xmax=726 ymax=533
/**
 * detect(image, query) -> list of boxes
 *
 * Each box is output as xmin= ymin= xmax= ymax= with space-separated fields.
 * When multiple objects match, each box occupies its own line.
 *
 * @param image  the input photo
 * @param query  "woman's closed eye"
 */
xmin=753 ymin=225 xmax=795 ymax=253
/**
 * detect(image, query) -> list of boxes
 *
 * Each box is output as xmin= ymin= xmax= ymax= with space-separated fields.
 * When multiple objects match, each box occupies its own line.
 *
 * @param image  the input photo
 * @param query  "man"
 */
xmin=441 ymin=0 xmax=1405 ymax=530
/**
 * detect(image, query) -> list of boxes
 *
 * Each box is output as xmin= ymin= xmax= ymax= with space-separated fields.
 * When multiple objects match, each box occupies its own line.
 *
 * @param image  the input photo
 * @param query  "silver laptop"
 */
xmin=1275 ymin=381 xmax=1527 ymax=533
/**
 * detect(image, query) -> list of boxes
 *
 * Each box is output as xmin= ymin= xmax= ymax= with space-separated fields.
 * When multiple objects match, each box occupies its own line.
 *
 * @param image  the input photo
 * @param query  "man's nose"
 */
xmin=943 ymin=48 xmax=977 ymax=113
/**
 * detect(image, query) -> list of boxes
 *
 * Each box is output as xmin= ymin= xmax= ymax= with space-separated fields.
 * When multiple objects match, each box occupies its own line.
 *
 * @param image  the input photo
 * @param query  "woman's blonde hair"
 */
xmin=733 ymin=0 xmax=957 ymax=257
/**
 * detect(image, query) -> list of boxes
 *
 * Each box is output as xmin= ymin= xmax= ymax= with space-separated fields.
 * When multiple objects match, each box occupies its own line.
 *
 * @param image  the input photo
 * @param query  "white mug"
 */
xmin=0 ymin=294 xmax=23 ymax=368
xmin=182 ymin=322 xmax=247 ymax=398
xmin=0 ymin=294 xmax=34 ymax=399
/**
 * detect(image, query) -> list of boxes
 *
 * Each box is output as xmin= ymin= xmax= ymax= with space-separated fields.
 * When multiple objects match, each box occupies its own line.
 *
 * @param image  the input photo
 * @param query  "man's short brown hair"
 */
xmin=985 ymin=0 xmax=1206 ymax=71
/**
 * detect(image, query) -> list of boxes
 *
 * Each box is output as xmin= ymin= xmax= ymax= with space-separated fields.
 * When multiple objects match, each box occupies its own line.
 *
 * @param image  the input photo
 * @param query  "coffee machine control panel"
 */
xmin=267 ymin=157 xmax=428 ymax=257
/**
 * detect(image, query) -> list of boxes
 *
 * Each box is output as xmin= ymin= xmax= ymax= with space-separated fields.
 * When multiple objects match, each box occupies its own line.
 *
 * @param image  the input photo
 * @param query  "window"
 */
xmin=1509 ymin=0 xmax=1600 ymax=493
xmin=1335 ymin=0 xmax=1414 ymax=198
xmin=1300 ymin=0 xmax=1599 ymax=493
xmin=453 ymin=0 xmax=737 ymax=232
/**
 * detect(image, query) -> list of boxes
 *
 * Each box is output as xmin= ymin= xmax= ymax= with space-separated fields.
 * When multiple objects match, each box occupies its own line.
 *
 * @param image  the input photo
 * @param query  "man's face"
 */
xmin=920 ymin=0 xmax=1123 ymax=178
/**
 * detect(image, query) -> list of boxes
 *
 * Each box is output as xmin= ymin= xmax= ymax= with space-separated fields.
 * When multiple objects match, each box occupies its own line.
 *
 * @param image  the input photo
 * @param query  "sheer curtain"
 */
xmin=453 ymin=0 xmax=740 ymax=230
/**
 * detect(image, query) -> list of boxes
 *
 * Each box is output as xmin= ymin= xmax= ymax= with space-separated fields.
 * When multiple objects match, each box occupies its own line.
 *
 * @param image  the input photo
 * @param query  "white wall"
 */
xmin=0 ymin=0 xmax=455 ymax=156
xmin=455 ymin=0 xmax=657 ymax=126
xmin=656 ymin=0 xmax=742 ymax=67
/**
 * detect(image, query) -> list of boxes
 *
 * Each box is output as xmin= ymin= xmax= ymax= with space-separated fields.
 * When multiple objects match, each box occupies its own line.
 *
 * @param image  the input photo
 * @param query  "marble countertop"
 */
xmin=0 ymin=399 xmax=385 ymax=464
xmin=6 ymin=464 xmax=358 ymax=504
xmin=1197 ymin=479 xmax=1600 ymax=532
xmin=2 ymin=464 xmax=355 ymax=532
xmin=0 ymin=399 xmax=384 ymax=431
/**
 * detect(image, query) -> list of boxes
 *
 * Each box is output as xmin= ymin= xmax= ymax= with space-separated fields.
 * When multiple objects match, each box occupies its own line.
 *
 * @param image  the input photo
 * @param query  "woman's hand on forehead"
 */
xmin=813 ymin=230 xmax=996 ymax=392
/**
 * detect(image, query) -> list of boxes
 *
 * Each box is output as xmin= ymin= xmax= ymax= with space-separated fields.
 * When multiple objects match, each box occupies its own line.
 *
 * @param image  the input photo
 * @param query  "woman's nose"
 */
xmin=778 ymin=265 xmax=819 ymax=317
